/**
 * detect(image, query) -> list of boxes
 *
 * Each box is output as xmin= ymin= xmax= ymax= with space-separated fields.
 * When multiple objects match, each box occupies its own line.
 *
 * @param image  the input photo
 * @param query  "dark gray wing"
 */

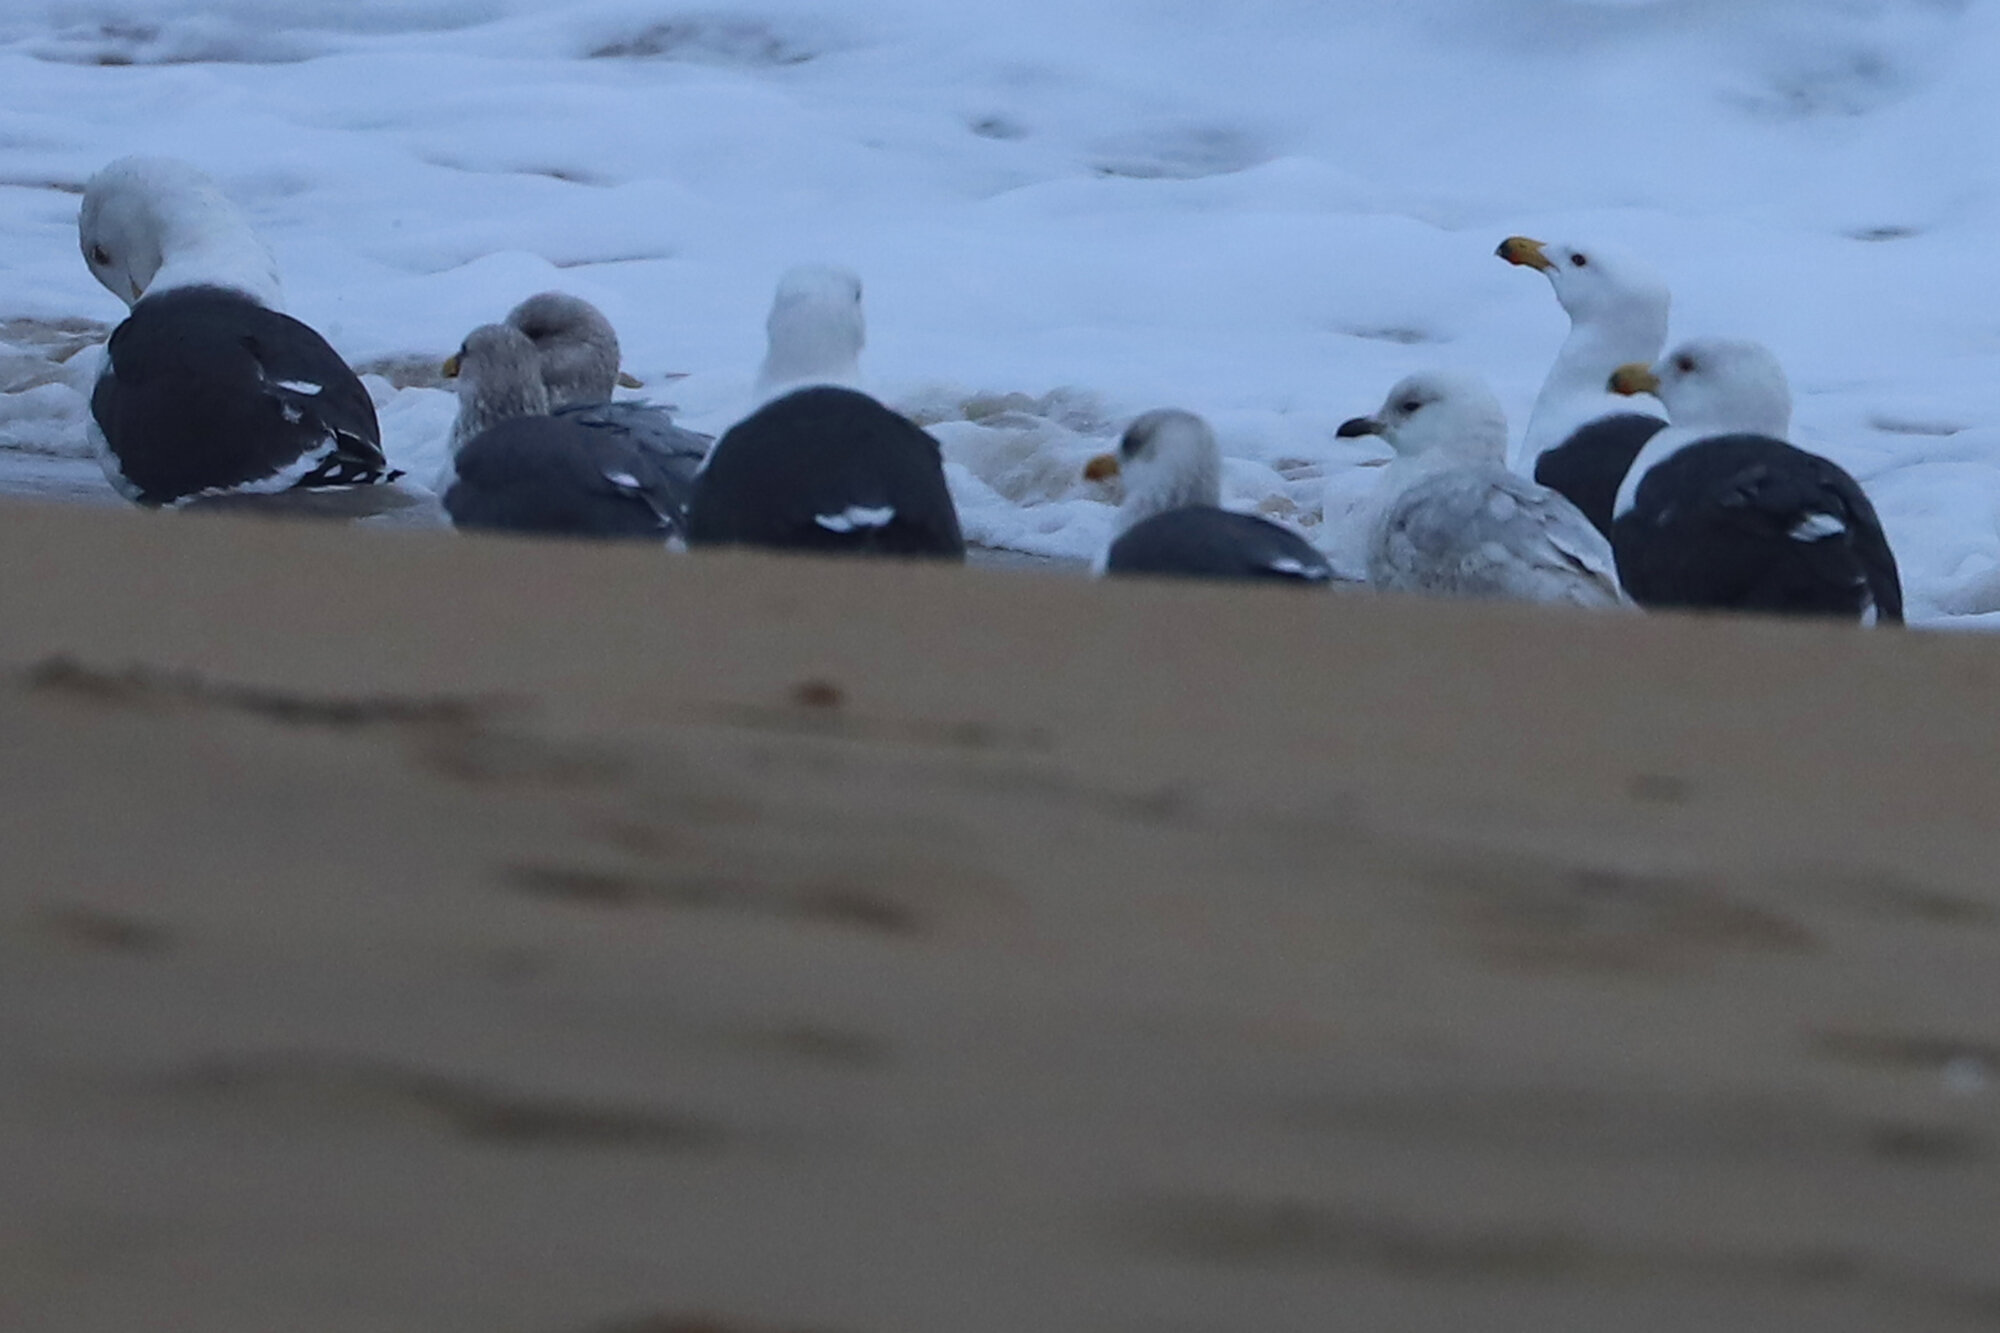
xmin=1613 ymin=433 xmax=1904 ymax=622
xmin=1106 ymin=506 xmax=1333 ymax=585
xmin=551 ymin=399 xmax=709 ymax=531
xmin=1533 ymin=412 xmax=1665 ymax=539
xmin=443 ymin=415 xmax=678 ymax=541
xmin=92 ymin=284 xmax=392 ymax=506
xmin=686 ymin=386 xmax=965 ymax=559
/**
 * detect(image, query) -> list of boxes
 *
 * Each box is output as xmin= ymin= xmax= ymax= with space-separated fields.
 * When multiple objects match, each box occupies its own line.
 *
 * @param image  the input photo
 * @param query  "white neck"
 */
xmin=756 ymin=332 xmax=861 ymax=402
xmin=149 ymin=199 xmax=284 ymax=310
xmin=1117 ymin=458 xmax=1220 ymax=533
xmin=1612 ymin=407 xmax=1791 ymax=520
xmin=1519 ymin=317 xmax=1665 ymax=469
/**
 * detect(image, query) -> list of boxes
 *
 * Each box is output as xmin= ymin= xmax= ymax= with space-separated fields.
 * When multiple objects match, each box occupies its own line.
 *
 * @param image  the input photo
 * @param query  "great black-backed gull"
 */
xmin=686 ymin=384 xmax=965 ymax=558
xmin=439 ymin=324 xmax=680 ymax=540
xmin=754 ymin=263 xmax=865 ymax=404
xmin=1337 ymin=371 xmax=1621 ymax=607
xmin=1082 ymin=409 xmax=1332 ymax=584
xmin=1498 ymin=235 xmax=1669 ymax=537
xmin=79 ymin=156 xmax=399 ymax=508
xmin=1608 ymin=338 xmax=1903 ymax=622
xmin=503 ymin=291 xmax=709 ymax=526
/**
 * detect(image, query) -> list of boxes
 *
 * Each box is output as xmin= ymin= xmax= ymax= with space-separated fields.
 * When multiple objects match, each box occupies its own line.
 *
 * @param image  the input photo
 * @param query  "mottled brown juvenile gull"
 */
xmin=440 ymin=323 xmax=681 ymax=541
xmin=503 ymin=290 xmax=709 ymax=525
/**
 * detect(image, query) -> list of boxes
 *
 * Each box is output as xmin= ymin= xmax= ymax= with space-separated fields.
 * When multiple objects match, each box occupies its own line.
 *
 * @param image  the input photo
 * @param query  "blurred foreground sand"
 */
xmin=0 ymin=500 xmax=1996 ymax=1332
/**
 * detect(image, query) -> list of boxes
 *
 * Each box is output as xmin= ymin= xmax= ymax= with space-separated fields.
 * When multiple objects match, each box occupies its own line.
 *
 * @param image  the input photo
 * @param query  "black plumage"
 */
xmin=90 ymin=284 xmax=393 ymax=506
xmin=686 ymin=386 xmax=964 ymax=559
xmin=1105 ymin=507 xmax=1334 ymax=585
xmin=443 ymin=415 xmax=681 ymax=539
xmin=1533 ymin=412 xmax=1665 ymax=539
xmin=1611 ymin=434 xmax=1903 ymax=622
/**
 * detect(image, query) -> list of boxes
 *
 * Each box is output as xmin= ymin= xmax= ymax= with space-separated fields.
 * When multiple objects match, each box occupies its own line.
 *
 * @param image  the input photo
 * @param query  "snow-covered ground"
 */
xmin=4 ymin=0 xmax=2000 ymax=623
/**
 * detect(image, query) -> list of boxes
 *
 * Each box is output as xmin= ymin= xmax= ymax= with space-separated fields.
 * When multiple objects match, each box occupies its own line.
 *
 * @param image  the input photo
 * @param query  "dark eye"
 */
xmin=1399 ymin=399 xmax=1422 ymax=414
xmin=1570 ymin=253 xmax=1589 ymax=267
xmin=1673 ymin=353 xmax=1695 ymax=373
xmin=89 ymin=244 xmax=110 ymax=267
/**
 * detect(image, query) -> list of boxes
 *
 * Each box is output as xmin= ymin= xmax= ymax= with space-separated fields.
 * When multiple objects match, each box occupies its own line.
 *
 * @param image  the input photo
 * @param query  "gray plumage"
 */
xmin=504 ymin=290 xmax=711 ymax=524
xmin=441 ymin=322 xmax=679 ymax=541
xmin=1089 ymin=408 xmax=1332 ymax=585
xmin=1339 ymin=371 xmax=1623 ymax=608
xmin=448 ymin=324 xmax=548 ymax=450
xmin=1369 ymin=462 xmax=1622 ymax=606
xmin=505 ymin=291 xmax=623 ymax=407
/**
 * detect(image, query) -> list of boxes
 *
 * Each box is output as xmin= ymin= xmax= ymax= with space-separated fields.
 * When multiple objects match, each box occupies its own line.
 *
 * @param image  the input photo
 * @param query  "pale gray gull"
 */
xmin=1337 ymin=371 xmax=1622 ymax=607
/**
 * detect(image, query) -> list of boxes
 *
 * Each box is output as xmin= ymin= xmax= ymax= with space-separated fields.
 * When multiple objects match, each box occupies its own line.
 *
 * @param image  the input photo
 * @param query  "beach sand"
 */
xmin=0 ymin=500 xmax=1995 ymax=1331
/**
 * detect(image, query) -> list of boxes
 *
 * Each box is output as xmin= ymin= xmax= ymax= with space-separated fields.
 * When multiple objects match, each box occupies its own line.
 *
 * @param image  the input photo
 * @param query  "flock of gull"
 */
xmin=75 ymin=155 xmax=1902 ymax=623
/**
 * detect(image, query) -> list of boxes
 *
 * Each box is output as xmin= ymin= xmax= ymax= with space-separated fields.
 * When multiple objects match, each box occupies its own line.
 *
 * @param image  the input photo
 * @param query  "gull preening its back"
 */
xmin=78 ymin=155 xmax=397 ymax=509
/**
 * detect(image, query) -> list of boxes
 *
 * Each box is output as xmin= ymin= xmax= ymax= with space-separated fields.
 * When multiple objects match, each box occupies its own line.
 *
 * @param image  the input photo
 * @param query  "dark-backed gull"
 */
xmin=754 ymin=264 xmax=865 ymax=404
xmin=1608 ymin=338 xmax=1903 ymax=622
xmin=503 ymin=291 xmax=709 ymax=527
xmin=1337 ymin=371 xmax=1621 ymax=607
xmin=1083 ymin=409 xmax=1332 ymax=584
xmin=686 ymin=385 xmax=964 ymax=558
xmin=440 ymin=324 xmax=681 ymax=541
xmin=79 ymin=156 xmax=398 ymax=508
xmin=1498 ymin=235 xmax=1669 ymax=537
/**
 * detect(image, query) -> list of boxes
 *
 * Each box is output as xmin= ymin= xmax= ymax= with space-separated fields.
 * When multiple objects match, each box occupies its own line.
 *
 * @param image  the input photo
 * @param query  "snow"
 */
xmin=3 ymin=0 xmax=2000 ymax=620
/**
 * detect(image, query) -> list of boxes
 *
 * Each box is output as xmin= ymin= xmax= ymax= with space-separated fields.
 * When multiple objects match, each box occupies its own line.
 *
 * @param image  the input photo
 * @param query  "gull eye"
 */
xmin=1398 ymin=399 xmax=1422 ymax=415
xmin=1673 ymin=353 xmax=1696 ymax=374
xmin=89 ymin=244 xmax=110 ymax=267
xmin=1570 ymin=252 xmax=1589 ymax=267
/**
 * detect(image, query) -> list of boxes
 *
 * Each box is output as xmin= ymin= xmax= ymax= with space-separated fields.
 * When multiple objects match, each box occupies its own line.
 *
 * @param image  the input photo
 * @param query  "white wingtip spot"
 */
xmin=815 ymin=504 xmax=896 ymax=533
xmin=1267 ymin=556 xmax=1326 ymax=578
xmin=603 ymin=470 xmax=641 ymax=491
xmin=1790 ymin=512 xmax=1846 ymax=541
xmin=275 ymin=379 xmax=323 ymax=396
